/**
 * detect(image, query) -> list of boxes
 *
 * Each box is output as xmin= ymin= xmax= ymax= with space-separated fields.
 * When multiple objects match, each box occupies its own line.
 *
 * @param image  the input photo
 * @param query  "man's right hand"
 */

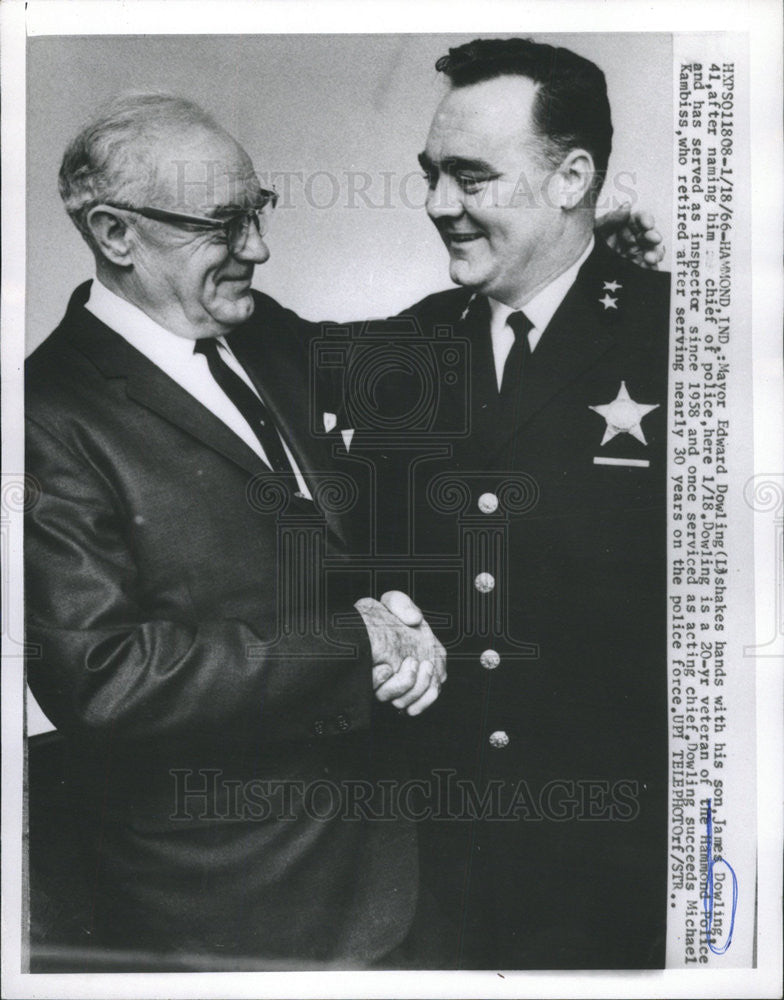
xmin=354 ymin=593 xmax=447 ymax=716
xmin=595 ymin=203 xmax=665 ymax=268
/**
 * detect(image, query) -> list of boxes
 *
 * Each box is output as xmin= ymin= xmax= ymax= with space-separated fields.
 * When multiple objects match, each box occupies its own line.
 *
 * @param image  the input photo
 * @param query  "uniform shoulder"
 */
xmin=248 ymin=289 xmax=334 ymax=340
xmin=586 ymin=243 xmax=671 ymax=322
xmin=620 ymin=258 xmax=671 ymax=319
xmin=227 ymin=291 xmax=336 ymax=390
xmin=604 ymin=248 xmax=671 ymax=295
xmin=394 ymin=286 xmax=473 ymax=323
xmin=627 ymin=259 xmax=670 ymax=292
xmin=247 ymin=289 xmax=307 ymax=329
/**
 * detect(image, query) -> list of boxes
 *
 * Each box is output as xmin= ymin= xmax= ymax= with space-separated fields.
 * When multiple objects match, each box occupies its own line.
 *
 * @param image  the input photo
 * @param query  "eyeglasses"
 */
xmin=101 ymin=188 xmax=278 ymax=255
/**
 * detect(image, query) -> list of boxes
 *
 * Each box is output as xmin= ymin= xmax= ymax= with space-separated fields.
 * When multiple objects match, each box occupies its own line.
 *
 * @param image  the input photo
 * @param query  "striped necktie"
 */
xmin=193 ymin=337 xmax=298 ymax=484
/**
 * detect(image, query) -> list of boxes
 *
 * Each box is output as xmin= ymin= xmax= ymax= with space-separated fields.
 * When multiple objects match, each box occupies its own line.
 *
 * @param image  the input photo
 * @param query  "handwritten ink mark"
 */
xmin=703 ymin=798 xmax=739 ymax=955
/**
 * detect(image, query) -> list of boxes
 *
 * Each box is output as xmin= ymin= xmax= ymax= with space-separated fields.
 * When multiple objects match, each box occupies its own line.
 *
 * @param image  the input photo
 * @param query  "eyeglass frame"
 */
xmin=98 ymin=188 xmax=278 ymax=252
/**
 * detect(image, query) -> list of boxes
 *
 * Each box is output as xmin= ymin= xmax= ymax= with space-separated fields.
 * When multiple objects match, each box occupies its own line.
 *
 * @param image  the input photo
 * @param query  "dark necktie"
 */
xmin=499 ymin=310 xmax=533 ymax=399
xmin=193 ymin=337 xmax=299 ymax=484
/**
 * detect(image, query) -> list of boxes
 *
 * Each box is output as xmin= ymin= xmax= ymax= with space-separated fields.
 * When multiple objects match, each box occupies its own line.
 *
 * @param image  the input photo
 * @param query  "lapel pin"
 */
xmin=459 ymin=293 xmax=478 ymax=322
xmin=603 ymin=280 xmax=622 ymax=292
xmin=598 ymin=293 xmax=618 ymax=310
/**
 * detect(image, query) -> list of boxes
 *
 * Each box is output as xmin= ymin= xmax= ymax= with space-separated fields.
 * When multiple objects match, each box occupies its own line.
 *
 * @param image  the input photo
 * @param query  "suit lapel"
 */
xmin=517 ymin=279 xmax=616 ymax=423
xmin=228 ymin=306 xmax=350 ymax=546
xmin=66 ymin=288 xmax=276 ymax=480
xmin=69 ymin=290 xmax=350 ymax=543
xmin=476 ymin=244 xmax=620 ymax=463
xmin=125 ymin=366 xmax=268 ymax=478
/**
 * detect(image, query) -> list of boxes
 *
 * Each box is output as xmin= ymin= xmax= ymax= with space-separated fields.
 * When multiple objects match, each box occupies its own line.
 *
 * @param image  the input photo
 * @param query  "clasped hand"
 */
xmin=355 ymin=591 xmax=446 ymax=716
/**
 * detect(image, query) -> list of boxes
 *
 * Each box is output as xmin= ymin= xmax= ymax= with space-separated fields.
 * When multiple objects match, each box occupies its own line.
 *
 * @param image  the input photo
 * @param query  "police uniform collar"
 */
xmin=487 ymin=235 xmax=595 ymax=341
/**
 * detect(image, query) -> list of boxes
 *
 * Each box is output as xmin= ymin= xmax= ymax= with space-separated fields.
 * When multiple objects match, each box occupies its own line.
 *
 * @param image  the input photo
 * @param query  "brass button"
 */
xmin=488 ymin=730 xmax=510 ymax=749
xmin=478 ymin=492 xmax=499 ymax=514
xmin=474 ymin=572 xmax=495 ymax=593
xmin=480 ymin=649 xmax=501 ymax=670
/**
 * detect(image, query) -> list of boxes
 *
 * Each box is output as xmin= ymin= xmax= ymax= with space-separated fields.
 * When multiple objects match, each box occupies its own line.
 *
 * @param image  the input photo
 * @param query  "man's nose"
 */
xmin=426 ymin=174 xmax=465 ymax=221
xmin=233 ymin=222 xmax=270 ymax=264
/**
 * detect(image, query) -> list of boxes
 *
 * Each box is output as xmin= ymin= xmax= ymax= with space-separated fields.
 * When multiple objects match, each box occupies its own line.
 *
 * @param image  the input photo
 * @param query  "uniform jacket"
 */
xmin=358 ymin=240 xmax=671 ymax=969
xmin=25 ymin=284 xmax=417 ymax=966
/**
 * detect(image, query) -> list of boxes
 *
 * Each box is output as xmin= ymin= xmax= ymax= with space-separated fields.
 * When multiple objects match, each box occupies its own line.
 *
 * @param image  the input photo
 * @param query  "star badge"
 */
xmin=598 ymin=293 xmax=618 ymax=310
xmin=589 ymin=381 xmax=659 ymax=445
xmin=603 ymin=280 xmax=622 ymax=292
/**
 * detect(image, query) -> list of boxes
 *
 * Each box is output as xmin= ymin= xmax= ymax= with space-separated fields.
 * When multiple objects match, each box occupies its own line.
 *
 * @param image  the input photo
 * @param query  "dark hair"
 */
xmin=435 ymin=37 xmax=613 ymax=192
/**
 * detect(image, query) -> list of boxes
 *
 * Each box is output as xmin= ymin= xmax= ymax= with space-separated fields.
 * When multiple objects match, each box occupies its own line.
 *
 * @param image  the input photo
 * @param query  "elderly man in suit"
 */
xmin=358 ymin=37 xmax=671 ymax=969
xmin=25 ymin=93 xmax=446 ymax=967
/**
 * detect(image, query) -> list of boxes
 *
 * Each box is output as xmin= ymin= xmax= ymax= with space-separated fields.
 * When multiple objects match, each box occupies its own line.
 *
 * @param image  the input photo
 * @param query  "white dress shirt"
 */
xmin=488 ymin=237 xmax=595 ymax=390
xmin=85 ymin=279 xmax=312 ymax=498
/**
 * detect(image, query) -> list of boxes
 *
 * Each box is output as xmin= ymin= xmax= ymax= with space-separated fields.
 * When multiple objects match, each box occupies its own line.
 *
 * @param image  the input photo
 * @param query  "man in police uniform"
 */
xmin=371 ymin=37 xmax=670 ymax=969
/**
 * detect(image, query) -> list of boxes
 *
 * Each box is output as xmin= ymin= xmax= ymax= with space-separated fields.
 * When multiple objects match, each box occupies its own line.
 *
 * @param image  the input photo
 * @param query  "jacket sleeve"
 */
xmin=25 ymin=415 xmax=374 ymax=746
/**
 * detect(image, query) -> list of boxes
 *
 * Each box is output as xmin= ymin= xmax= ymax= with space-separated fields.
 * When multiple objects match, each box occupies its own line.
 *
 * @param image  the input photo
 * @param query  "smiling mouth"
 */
xmin=218 ymin=277 xmax=253 ymax=297
xmin=444 ymin=231 xmax=484 ymax=246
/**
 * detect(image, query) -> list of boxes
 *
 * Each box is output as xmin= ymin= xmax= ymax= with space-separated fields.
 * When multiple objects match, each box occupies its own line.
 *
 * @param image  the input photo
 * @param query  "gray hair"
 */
xmin=58 ymin=92 xmax=221 ymax=248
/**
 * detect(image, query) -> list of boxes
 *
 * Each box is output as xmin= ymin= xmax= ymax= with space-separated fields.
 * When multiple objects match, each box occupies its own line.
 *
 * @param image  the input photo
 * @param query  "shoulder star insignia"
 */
xmin=589 ymin=381 xmax=660 ymax=445
xmin=598 ymin=293 xmax=618 ymax=310
xmin=603 ymin=280 xmax=622 ymax=292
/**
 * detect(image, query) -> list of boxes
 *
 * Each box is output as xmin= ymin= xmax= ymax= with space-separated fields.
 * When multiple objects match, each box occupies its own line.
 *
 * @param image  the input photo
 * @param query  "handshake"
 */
xmin=355 ymin=592 xmax=447 ymax=717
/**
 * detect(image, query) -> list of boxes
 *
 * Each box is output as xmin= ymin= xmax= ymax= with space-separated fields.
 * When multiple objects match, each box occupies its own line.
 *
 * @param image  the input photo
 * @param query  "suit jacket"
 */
xmin=25 ymin=284 xmax=417 ymax=966
xmin=359 ymin=241 xmax=671 ymax=969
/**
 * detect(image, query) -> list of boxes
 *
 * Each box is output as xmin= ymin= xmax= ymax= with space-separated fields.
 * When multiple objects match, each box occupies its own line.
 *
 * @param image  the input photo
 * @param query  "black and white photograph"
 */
xmin=1 ymin=1 xmax=781 ymax=997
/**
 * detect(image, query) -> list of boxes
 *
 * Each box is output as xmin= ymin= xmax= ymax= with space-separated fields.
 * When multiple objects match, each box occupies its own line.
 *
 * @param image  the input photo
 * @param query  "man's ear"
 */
xmin=552 ymin=149 xmax=596 ymax=210
xmin=85 ymin=207 xmax=135 ymax=267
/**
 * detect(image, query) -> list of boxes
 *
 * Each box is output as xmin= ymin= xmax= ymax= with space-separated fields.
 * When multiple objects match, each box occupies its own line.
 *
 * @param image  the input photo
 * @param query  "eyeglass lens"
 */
xmin=228 ymin=208 xmax=271 ymax=253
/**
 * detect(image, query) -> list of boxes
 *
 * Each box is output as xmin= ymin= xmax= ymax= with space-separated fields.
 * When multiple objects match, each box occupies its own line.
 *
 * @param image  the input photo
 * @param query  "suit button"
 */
xmin=477 ymin=492 xmax=499 ymax=514
xmin=313 ymin=719 xmax=326 ymax=736
xmin=336 ymin=714 xmax=351 ymax=732
xmin=474 ymin=572 xmax=495 ymax=593
xmin=480 ymin=649 xmax=501 ymax=670
xmin=488 ymin=730 xmax=510 ymax=749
